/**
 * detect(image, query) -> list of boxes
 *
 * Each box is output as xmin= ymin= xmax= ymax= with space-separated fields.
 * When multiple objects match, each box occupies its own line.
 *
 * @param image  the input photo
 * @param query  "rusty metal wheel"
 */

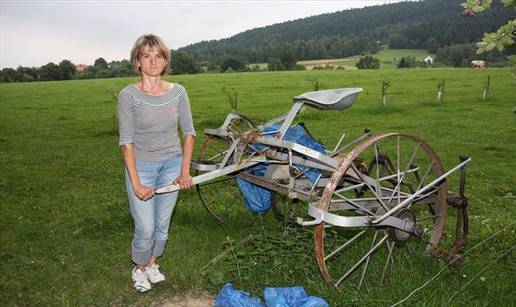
xmin=314 ymin=133 xmax=449 ymax=288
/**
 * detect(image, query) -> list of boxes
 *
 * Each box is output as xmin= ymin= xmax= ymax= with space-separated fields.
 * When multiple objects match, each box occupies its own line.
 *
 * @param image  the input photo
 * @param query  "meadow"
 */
xmin=298 ymin=49 xmax=433 ymax=70
xmin=0 ymin=67 xmax=514 ymax=306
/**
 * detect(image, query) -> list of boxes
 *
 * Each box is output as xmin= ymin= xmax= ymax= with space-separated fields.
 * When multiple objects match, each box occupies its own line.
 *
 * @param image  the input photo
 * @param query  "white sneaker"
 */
xmin=145 ymin=263 xmax=165 ymax=284
xmin=132 ymin=267 xmax=151 ymax=292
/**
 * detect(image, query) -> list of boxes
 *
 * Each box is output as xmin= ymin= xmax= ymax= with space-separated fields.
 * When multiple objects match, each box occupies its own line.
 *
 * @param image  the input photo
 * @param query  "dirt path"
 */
xmin=152 ymin=293 xmax=215 ymax=307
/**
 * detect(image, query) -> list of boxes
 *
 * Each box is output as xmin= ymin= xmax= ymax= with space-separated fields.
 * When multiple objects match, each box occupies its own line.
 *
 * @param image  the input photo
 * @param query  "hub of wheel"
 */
xmin=388 ymin=209 xmax=417 ymax=242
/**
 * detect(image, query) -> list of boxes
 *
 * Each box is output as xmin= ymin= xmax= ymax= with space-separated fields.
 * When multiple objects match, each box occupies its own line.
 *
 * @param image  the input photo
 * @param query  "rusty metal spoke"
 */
xmin=324 ymin=230 xmax=367 ymax=261
xmin=359 ymin=231 xmax=379 ymax=289
xmin=332 ymin=192 xmax=376 ymax=215
xmin=385 ymin=142 xmax=421 ymax=208
xmin=335 ymin=234 xmax=389 ymax=287
xmin=381 ymin=240 xmax=396 ymax=284
xmin=350 ymin=163 xmax=389 ymax=211
xmin=416 ymin=160 xmax=436 ymax=191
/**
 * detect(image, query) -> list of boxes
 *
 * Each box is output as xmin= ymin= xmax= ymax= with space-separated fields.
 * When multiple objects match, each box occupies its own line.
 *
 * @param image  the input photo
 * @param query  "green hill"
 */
xmin=181 ymin=0 xmax=513 ymax=63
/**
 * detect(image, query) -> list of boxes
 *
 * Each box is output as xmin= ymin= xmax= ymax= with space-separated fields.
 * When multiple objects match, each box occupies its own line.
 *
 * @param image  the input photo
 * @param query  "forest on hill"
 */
xmin=180 ymin=0 xmax=513 ymax=63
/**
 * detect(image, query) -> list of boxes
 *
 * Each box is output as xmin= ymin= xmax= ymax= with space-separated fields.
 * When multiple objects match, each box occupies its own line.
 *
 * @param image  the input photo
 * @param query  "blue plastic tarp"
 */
xmin=214 ymin=283 xmax=329 ymax=307
xmin=264 ymin=287 xmax=329 ymax=307
xmin=214 ymin=283 xmax=264 ymax=307
xmin=237 ymin=124 xmax=325 ymax=214
xmin=236 ymin=157 xmax=272 ymax=215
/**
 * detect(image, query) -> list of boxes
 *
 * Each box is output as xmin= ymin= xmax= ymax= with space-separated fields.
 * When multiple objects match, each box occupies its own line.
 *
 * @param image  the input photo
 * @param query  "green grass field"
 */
xmin=302 ymin=49 xmax=434 ymax=70
xmin=369 ymin=49 xmax=433 ymax=67
xmin=1 ymin=68 xmax=515 ymax=306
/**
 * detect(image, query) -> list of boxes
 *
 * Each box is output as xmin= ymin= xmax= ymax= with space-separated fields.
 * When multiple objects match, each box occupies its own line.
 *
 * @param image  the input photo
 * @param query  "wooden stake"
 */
xmin=437 ymin=79 xmax=446 ymax=103
xmin=482 ymin=75 xmax=490 ymax=100
xmin=381 ymin=78 xmax=390 ymax=107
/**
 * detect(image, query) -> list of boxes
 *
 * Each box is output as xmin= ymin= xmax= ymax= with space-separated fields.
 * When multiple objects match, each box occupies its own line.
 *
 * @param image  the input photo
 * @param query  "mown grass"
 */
xmin=0 ymin=68 xmax=514 ymax=306
xmin=332 ymin=49 xmax=434 ymax=69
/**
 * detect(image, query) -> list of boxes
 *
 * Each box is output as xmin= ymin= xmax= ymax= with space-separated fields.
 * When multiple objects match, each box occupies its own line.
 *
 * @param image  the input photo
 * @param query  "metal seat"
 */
xmin=293 ymin=88 xmax=363 ymax=110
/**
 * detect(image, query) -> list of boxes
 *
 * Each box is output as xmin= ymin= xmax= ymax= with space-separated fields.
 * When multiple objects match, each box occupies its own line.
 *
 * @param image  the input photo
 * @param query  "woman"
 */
xmin=117 ymin=34 xmax=196 ymax=292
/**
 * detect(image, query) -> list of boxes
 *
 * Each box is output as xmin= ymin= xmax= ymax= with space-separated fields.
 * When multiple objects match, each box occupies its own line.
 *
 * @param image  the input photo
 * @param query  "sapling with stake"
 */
xmin=381 ymin=77 xmax=390 ymax=106
xmin=482 ymin=75 xmax=490 ymax=100
xmin=312 ymin=79 xmax=321 ymax=91
xmin=437 ymin=79 xmax=446 ymax=103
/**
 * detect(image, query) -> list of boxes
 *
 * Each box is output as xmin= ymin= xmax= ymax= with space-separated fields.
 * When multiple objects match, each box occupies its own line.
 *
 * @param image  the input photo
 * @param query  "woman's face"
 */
xmin=138 ymin=45 xmax=167 ymax=77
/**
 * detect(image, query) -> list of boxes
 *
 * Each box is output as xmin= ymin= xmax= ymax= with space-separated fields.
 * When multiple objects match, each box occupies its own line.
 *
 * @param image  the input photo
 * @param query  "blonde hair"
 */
xmin=130 ymin=34 xmax=170 ymax=76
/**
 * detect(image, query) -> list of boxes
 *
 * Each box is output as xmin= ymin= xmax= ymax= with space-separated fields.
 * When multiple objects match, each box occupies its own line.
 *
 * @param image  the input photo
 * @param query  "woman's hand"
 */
xmin=133 ymin=184 xmax=155 ymax=201
xmin=174 ymin=174 xmax=193 ymax=190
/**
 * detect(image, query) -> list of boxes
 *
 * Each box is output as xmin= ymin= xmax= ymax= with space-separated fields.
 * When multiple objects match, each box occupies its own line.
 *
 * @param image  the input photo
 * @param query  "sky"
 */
xmin=1 ymin=0 xmax=406 ymax=69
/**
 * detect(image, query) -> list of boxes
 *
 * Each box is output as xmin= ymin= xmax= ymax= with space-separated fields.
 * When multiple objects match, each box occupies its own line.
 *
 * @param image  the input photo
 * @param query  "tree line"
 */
xmin=0 ymin=48 xmax=306 ymax=82
xmin=1 ymin=42 xmax=511 ymax=83
xmin=0 ymin=58 xmax=134 ymax=83
xmin=0 ymin=51 xmax=194 ymax=83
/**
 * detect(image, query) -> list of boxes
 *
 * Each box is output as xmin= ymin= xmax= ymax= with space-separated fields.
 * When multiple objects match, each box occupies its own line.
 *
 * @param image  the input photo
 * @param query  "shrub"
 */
xmin=356 ymin=55 xmax=380 ymax=69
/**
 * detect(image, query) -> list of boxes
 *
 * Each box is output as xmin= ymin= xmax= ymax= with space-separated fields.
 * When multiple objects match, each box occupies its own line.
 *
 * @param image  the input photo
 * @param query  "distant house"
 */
xmin=424 ymin=56 xmax=433 ymax=65
xmin=75 ymin=64 xmax=86 ymax=73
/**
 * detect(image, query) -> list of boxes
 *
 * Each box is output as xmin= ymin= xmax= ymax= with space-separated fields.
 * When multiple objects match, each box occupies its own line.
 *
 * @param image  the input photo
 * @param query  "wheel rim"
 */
xmin=195 ymin=135 xmax=248 ymax=222
xmin=314 ymin=133 xmax=448 ymax=288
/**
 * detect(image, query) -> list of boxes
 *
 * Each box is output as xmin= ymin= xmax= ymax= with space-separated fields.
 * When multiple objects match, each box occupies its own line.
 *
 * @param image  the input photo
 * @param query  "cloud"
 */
xmin=1 ymin=1 xmax=405 ymax=68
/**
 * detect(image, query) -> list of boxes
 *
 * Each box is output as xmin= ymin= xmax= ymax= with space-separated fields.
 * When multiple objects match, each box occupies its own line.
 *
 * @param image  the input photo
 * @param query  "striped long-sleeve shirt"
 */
xmin=117 ymin=83 xmax=196 ymax=161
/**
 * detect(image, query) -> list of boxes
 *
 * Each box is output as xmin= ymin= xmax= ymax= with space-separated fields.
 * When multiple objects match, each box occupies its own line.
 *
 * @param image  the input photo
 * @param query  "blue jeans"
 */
xmin=124 ymin=154 xmax=182 ymax=265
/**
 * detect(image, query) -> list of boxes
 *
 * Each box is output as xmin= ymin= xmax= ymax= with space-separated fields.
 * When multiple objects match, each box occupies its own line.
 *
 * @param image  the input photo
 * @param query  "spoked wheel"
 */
xmin=314 ymin=133 xmax=449 ymax=288
xmin=195 ymin=115 xmax=280 ymax=223
xmin=196 ymin=134 xmax=279 ymax=223
xmin=195 ymin=134 xmax=248 ymax=223
xmin=366 ymin=152 xmax=438 ymax=215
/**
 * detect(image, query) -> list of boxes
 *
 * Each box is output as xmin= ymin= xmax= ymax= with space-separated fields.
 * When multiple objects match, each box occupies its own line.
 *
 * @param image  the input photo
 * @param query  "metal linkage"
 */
xmin=440 ymin=155 xmax=471 ymax=263
xmin=253 ymin=135 xmax=339 ymax=169
xmin=300 ymin=204 xmax=419 ymax=234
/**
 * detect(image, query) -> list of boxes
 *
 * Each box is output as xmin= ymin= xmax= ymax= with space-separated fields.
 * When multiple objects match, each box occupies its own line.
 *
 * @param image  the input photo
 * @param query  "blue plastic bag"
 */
xmin=214 ymin=283 xmax=264 ymax=307
xmin=264 ymin=287 xmax=329 ymax=307
xmin=237 ymin=124 xmax=325 ymax=214
xmin=236 ymin=158 xmax=272 ymax=214
xmin=214 ymin=284 xmax=328 ymax=307
xmin=282 ymin=124 xmax=325 ymax=183
xmin=236 ymin=177 xmax=272 ymax=214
